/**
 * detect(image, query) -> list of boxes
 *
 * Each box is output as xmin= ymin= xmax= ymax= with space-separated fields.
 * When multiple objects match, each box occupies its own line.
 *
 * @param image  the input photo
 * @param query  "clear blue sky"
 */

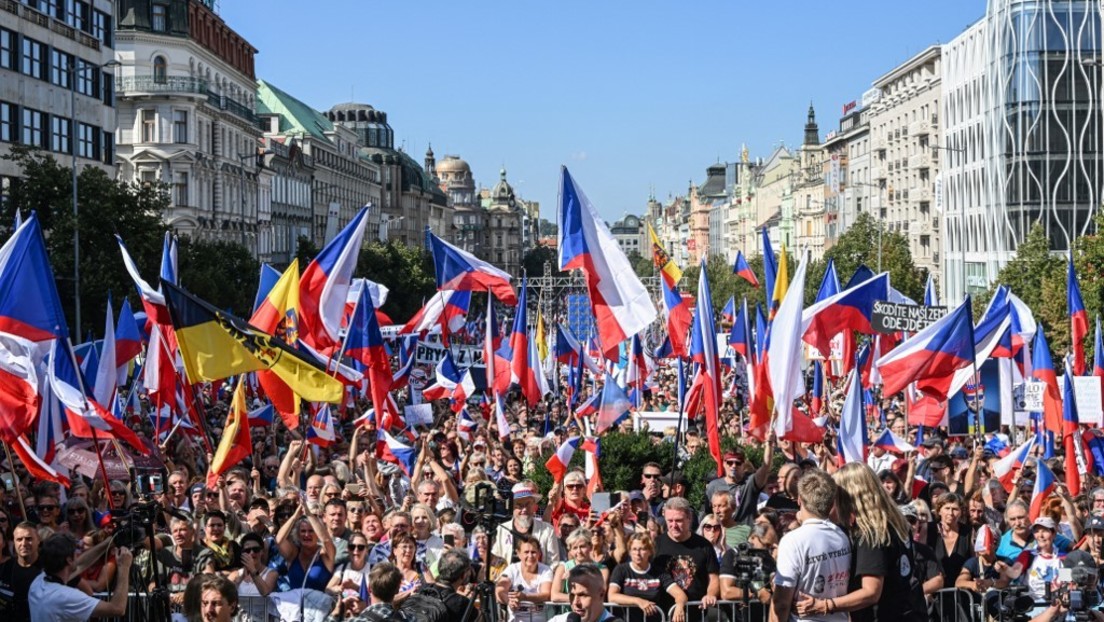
xmin=221 ymin=1 xmax=984 ymax=223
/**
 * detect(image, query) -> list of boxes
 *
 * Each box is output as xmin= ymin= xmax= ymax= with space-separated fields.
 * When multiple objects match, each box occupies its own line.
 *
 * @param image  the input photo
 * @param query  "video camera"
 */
xmin=459 ymin=481 xmax=513 ymax=531
xmin=984 ymin=586 xmax=1034 ymax=622
xmin=728 ymin=542 xmax=776 ymax=587
xmin=111 ymin=466 xmax=168 ymax=549
xmin=1055 ymin=554 xmax=1101 ymax=622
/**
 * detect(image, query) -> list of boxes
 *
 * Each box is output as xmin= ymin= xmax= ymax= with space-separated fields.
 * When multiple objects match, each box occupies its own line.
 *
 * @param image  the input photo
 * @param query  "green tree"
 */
xmin=1 ymin=145 xmax=168 ymax=336
xmin=979 ymin=223 xmax=1065 ymax=353
xmin=521 ymin=245 xmax=564 ymax=279
xmin=355 ymin=242 xmax=437 ymax=322
xmin=627 ymin=250 xmax=654 ymax=279
xmin=822 ymin=212 xmax=926 ymax=303
xmin=294 ymin=235 xmax=319 ymax=270
xmin=176 ymin=237 xmax=259 ymax=317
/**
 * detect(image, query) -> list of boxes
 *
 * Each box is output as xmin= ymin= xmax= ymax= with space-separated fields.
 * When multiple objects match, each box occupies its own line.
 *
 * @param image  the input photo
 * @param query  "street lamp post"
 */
xmin=71 ymin=59 xmax=120 ymax=335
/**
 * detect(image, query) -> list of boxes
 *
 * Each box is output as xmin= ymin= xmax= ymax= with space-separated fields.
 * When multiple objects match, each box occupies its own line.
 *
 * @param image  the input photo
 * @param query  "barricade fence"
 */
xmin=94 ymin=593 xmax=277 ymax=622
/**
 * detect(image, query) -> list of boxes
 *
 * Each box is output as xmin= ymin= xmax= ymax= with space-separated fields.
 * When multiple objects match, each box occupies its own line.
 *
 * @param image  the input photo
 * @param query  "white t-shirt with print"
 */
xmin=774 ymin=517 xmax=852 ymax=622
xmin=500 ymin=562 xmax=553 ymax=622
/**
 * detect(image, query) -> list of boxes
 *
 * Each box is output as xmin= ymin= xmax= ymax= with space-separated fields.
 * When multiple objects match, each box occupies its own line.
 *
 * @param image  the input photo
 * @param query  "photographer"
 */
xmin=28 ymin=533 xmax=132 ymax=621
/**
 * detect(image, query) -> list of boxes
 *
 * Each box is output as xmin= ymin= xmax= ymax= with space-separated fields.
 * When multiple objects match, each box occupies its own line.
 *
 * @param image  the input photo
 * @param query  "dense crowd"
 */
xmin=4 ymin=369 xmax=1104 ymax=622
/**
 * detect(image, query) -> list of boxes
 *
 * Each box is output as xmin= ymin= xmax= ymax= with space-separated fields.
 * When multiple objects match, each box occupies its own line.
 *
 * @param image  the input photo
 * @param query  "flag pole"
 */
xmin=62 ymin=337 xmax=119 ymax=508
xmin=0 ymin=442 xmax=28 ymax=519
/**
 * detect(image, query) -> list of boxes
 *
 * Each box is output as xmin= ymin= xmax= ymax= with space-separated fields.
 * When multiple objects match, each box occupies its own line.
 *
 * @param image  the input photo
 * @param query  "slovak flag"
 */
xmin=732 ymin=251 xmax=759 ymax=288
xmin=872 ymin=428 xmax=916 ymax=454
xmin=1030 ymin=459 xmax=1058 ymax=521
xmin=1069 ymin=255 xmax=1089 ymax=376
xmin=377 ymin=429 xmax=417 ymax=476
xmin=545 ymin=436 xmax=581 ymax=483
xmin=299 ymin=206 xmax=371 ymax=350
xmin=992 ymin=437 xmax=1035 ymax=493
xmin=877 ymin=297 xmax=976 ymax=401
xmin=558 ymin=167 xmax=657 ymax=359
xmin=428 ymin=229 xmax=517 ymax=305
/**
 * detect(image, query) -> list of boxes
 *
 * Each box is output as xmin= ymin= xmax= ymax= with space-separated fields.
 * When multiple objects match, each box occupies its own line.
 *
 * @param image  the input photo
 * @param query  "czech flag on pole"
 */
xmin=1032 ymin=327 xmax=1064 ymax=435
xmin=1094 ymin=316 xmax=1104 ymax=379
xmin=1030 ymin=459 xmax=1058 ymax=521
xmin=761 ymin=228 xmax=777 ymax=303
xmin=545 ymin=436 xmax=580 ymax=483
xmin=876 ymin=297 xmax=976 ymax=401
xmin=661 ymin=277 xmax=693 ymax=358
xmin=872 ymin=428 xmax=916 ymax=454
xmin=992 ymin=437 xmax=1035 ymax=492
xmin=559 ymin=167 xmax=657 ymax=360
xmin=345 ymin=283 xmax=394 ymax=429
xmin=377 ymin=429 xmax=417 ymax=476
xmin=1069 ymin=255 xmax=1089 ymax=376
xmin=299 ymin=206 xmax=370 ymax=350
xmin=428 ymin=229 xmax=517 ymax=305
xmin=689 ymin=258 xmax=724 ymax=475
xmin=836 ymin=369 xmax=868 ymax=466
xmin=114 ymin=297 xmax=144 ymax=368
xmin=732 ymin=250 xmax=759 ymax=288
xmin=1062 ymin=368 xmax=1083 ymax=495
xmin=801 ymin=272 xmax=889 ymax=360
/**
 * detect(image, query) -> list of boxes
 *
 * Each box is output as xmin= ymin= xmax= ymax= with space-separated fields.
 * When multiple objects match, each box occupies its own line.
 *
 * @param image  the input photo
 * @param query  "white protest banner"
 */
xmin=1023 ymin=381 xmax=1046 ymax=412
xmin=405 ymin=403 xmax=435 ymax=427
xmin=1059 ymin=375 xmax=1103 ymax=426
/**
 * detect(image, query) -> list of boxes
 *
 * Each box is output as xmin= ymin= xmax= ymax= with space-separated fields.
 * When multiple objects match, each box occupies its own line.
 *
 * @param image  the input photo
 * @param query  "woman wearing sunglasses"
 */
xmin=325 ymin=531 xmax=372 ymax=600
xmin=232 ymin=532 xmax=276 ymax=622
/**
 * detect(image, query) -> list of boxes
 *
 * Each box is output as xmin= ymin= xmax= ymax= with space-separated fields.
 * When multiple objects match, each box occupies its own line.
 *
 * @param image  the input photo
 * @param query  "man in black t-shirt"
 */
xmin=652 ymin=497 xmax=719 ymax=609
xmin=0 ymin=522 xmax=41 ymax=621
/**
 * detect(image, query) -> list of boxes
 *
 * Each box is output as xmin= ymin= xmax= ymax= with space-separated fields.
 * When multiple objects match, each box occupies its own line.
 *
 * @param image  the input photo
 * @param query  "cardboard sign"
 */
xmin=405 ymin=403 xmax=435 ymax=427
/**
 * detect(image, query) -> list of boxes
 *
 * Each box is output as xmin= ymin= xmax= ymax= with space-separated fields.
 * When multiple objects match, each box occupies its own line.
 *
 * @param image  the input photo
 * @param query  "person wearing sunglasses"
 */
xmin=33 ymin=494 xmax=62 ymax=531
xmin=325 ymin=531 xmax=372 ymax=601
xmin=63 ymin=499 xmax=95 ymax=542
xmin=233 ymin=531 xmax=277 ymax=615
xmin=544 ymin=470 xmax=591 ymax=531
xmin=706 ymin=434 xmax=776 ymax=545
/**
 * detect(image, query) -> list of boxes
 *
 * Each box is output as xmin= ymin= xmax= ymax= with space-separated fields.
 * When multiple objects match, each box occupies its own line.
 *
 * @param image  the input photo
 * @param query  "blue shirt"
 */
xmin=996 ymin=530 xmax=1072 ymax=563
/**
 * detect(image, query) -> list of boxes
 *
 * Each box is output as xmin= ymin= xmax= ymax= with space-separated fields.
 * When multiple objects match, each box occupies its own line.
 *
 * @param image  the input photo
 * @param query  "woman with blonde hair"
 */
xmin=795 ymin=462 xmax=926 ymax=622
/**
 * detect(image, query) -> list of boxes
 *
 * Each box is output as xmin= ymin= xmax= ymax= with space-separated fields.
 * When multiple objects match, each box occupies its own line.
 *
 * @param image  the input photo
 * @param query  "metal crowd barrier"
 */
xmin=94 ymin=593 xmax=277 ymax=621
xmin=932 ymin=588 xmax=984 ymax=622
xmin=545 ymin=601 xmax=669 ymax=622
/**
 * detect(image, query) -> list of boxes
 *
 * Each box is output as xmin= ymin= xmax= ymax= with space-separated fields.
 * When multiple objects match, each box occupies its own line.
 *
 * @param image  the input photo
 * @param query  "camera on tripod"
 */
xmin=110 ymin=467 xmax=169 ymax=549
xmin=133 ymin=466 xmax=165 ymax=499
xmin=1055 ymin=564 xmax=1101 ymax=622
xmin=985 ymin=586 xmax=1034 ymax=622
xmin=729 ymin=542 xmax=775 ymax=586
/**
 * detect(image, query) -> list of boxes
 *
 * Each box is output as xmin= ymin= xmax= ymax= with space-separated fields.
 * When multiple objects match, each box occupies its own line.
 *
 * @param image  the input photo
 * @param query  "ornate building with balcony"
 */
xmin=482 ymin=168 xmax=522 ymax=276
xmin=258 ymin=83 xmax=380 ymax=255
xmin=113 ymin=0 xmax=270 ymax=254
xmin=325 ymin=103 xmax=449 ymax=247
xmin=438 ymin=154 xmax=482 ymax=255
xmin=0 ymin=0 xmax=118 ymax=186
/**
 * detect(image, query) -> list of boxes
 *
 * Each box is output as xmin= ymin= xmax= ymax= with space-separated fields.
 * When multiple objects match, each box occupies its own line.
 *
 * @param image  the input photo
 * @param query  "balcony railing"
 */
xmin=206 ymin=90 xmax=258 ymax=124
xmin=117 ymin=75 xmax=209 ymax=96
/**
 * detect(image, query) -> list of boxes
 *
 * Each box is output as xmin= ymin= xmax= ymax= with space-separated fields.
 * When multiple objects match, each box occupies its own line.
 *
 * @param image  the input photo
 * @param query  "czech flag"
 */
xmin=377 ymin=429 xmax=417 ymax=476
xmin=836 ymin=369 xmax=868 ymax=466
xmin=400 ymin=289 xmax=472 ymax=341
xmin=815 ymin=258 xmax=840 ymax=303
xmin=729 ymin=297 xmax=755 ymax=361
xmin=457 ymin=408 xmax=478 ymax=441
xmin=992 ymin=437 xmax=1035 ymax=493
xmin=114 ymin=297 xmax=144 ymax=368
xmin=428 ymin=229 xmax=517 ymax=305
xmin=661 ymin=277 xmax=694 ymax=358
xmin=581 ymin=436 xmax=602 ymax=497
xmin=732 ymin=250 xmax=759 ymax=288
xmin=160 ymin=232 xmax=178 ymax=286
xmin=1032 ymin=327 xmax=1064 ymax=435
xmin=1094 ymin=316 xmax=1104 ymax=379
xmin=810 ymin=360 xmax=824 ymax=415
xmin=116 ymin=233 xmax=170 ymax=326
xmin=721 ymin=297 xmax=736 ymax=324
xmin=421 ymin=352 xmax=462 ymax=401
xmin=1029 ymin=459 xmax=1058 ymax=521
xmin=1069 ymin=256 xmax=1089 ymax=376
xmin=802 ymin=272 xmax=888 ymax=360
xmin=509 ymin=278 xmax=540 ymax=406
xmin=545 ymin=436 xmax=580 ymax=483
xmin=594 ymin=379 xmax=632 ymax=434
xmin=876 ymin=297 xmax=975 ymax=401
xmin=872 ymin=428 xmax=916 ymax=454
xmin=1062 ymin=369 xmax=1084 ymax=496
xmin=345 ymin=283 xmax=394 ymax=428
xmin=300 ymin=205 xmax=370 ymax=350
xmin=689 ymin=259 xmax=724 ymax=475
xmin=761 ymin=228 xmax=777 ymax=303
xmin=248 ymin=402 xmax=274 ymax=426
xmin=559 ymin=167 xmax=657 ymax=359
xmin=306 ymin=404 xmax=337 ymax=447
xmin=924 ymin=274 xmax=939 ymax=307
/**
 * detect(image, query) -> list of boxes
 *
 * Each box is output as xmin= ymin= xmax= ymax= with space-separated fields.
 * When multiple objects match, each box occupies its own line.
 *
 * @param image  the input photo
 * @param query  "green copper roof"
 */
xmin=256 ymin=80 xmax=333 ymax=142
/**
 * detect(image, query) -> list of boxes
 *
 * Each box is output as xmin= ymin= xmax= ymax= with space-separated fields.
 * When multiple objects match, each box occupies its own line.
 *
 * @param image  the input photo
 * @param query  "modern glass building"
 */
xmin=942 ymin=0 xmax=1103 ymax=301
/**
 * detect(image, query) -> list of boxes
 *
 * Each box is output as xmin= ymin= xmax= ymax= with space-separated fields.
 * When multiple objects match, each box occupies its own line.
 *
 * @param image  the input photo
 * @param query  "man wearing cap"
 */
xmin=916 ymin=436 xmax=945 ymax=483
xmin=705 ymin=435 xmax=775 ymax=535
xmin=1082 ymin=514 xmax=1104 ymax=568
xmin=493 ymin=481 xmax=560 ymax=566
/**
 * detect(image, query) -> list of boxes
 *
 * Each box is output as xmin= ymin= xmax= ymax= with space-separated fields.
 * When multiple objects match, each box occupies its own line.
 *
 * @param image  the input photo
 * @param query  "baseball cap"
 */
xmin=1032 ymin=516 xmax=1057 ymax=531
xmin=1085 ymin=515 xmax=1104 ymax=532
xmin=920 ymin=437 xmax=944 ymax=448
xmin=723 ymin=450 xmax=745 ymax=461
xmin=511 ymin=482 xmax=541 ymax=500
xmin=628 ymin=490 xmax=645 ymax=502
xmin=660 ymin=473 xmax=688 ymax=487
xmin=949 ymin=447 xmax=969 ymax=460
xmin=189 ymin=483 xmax=206 ymax=496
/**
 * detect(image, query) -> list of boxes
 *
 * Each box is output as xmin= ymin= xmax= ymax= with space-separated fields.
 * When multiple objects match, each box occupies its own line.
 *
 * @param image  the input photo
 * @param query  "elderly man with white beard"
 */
xmin=493 ymin=481 xmax=561 ymax=565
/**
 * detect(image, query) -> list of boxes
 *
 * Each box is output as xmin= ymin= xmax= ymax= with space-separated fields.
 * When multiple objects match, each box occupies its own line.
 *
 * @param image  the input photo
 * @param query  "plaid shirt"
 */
xmin=326 ymin=602 xmax=416 ymax=622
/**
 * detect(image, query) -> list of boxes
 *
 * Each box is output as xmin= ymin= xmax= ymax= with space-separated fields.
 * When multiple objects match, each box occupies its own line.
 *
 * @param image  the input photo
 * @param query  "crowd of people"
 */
xmin=4 ymin=369 xmax=1104 ymax=622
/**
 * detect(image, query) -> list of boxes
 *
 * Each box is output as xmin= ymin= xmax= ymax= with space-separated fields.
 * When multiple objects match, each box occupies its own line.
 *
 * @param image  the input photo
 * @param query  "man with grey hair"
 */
xmin=653 ymin=496 xmax=719 ymax=615
xmin=770 ymin=469 xmax=851 ymax=622
xmin=493 ymin=481 xmax=560 ymax=565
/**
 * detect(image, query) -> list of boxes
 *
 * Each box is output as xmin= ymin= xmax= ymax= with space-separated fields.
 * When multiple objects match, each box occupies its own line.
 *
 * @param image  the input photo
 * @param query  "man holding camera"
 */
xmin=29 ymin=533 xmax=133 ymax=621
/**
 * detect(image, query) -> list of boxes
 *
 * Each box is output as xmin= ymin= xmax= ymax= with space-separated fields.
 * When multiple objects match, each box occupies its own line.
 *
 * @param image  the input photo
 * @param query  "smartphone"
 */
xmin=444 ymin=534 xmax=455 ymax=547
xmin=610 ymin=492 xmax=622 ymax=507
xmin=636 ymin=510 xmax=649 ymax=525
xmin=0 ymin=473 xmax=13 ymax=492
xmin=591 ymin=492 xmax=611 ymax=515
xmin=346 ymin=483 xmax=363 ymax=496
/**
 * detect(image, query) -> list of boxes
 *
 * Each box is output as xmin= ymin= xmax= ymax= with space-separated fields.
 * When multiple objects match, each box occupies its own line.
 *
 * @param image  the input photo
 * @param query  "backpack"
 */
xmin=397 ymin=584 xmax=453 ymax=622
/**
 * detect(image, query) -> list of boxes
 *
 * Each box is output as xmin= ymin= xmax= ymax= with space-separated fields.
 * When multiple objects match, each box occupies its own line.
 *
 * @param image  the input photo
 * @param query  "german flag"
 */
xmin=162 ymin=280 xmax=343 ymax=404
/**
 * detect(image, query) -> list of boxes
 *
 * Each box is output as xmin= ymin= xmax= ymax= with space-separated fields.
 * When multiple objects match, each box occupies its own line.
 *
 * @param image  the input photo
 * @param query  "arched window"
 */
xmin=153 ymin=56 xmax=167 ymax=84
